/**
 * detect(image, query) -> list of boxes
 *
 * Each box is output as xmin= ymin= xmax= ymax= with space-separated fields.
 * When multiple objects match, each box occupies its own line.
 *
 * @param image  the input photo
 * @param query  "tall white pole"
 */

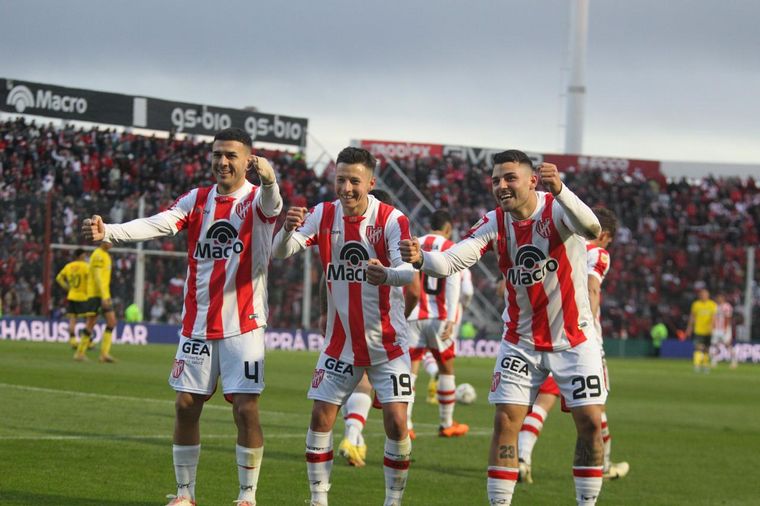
xmin=743 ymin=246 xmax=755 ymax=342
xmin=565 ymin=0 xmax=589 ymax=155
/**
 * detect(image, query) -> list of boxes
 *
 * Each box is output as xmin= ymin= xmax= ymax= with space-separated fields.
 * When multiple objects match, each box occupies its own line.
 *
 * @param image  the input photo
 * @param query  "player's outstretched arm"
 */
xmin=272 ymin=206 xmax=309 ymax=259
xmin=540 ymin=163 xmax=600 ymax=240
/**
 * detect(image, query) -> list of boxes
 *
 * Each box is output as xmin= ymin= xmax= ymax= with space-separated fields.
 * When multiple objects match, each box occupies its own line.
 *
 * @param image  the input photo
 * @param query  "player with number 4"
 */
xmin=273 ymin=147 xmax=416 ymax=506
xmin=400 ymin=150 xmax=607 ymax=506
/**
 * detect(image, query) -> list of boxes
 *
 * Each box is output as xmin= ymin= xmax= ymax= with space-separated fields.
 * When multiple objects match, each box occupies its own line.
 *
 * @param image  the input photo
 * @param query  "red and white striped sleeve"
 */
xmin=103 ymin=189 xmax=197 ymax=244
xmin=587 ymin=247 xmax=610 ymax=283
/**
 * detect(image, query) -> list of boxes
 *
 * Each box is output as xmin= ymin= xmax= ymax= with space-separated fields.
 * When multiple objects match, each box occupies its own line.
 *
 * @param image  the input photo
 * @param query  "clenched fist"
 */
xmin=366 ymin=258 xmax=387 ymax=286
xmin=284 ymin=207 xmax=308 ymax=232
xmin=537 ymin=162 xmax=563 ymax=196
xmin=250 ymin=156 xmax=276 ymax=186
xmin=399 ymin=237 xmax=422 ymax=265
xmin=82 ymin=215 xmax=105 ymax=242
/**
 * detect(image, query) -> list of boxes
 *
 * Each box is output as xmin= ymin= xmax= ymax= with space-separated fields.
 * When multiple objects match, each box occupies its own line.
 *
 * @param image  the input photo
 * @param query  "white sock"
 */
xmin=423 ymin=353 xmax=439 ymax=377
xmin=173 ymin=444 xmax=200 ymax=499
xmin=406 ymin=373 xmax=417 ymax=429
xmin=343 ymin=392 xmax=371 ymax=445
xmin=487 ymin=466 xmax=517 ymax=505
xmin=573 ymin=466 xmax=603 ymax=505
xmin=437 ymin=374 xmax=456 ymax=427
xmin=517 ymin=404 xmax=548 ymax=465
xmin=306 ymin=429 xmax=333 ymax=505
xmin=601 ymin=412 xmax=611 ymax=472
xmin=383 ymin=436 xmax=412 ymax=505
xmin=236 ymin=444 xmax=263 ymax=502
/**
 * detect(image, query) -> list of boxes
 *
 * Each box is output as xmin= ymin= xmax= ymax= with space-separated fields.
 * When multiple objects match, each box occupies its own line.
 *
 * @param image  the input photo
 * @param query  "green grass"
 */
xmin=1 ymin=341 xmax=758 ymax=505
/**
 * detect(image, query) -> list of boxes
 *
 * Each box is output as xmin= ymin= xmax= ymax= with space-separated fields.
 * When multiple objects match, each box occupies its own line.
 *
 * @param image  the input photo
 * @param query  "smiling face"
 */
xmin=334 ymin=162 xmax=375 ymax=216
xmin=211 ymin=140 xmax=253 ymax=194
xmin=491 ymin=161 xmax=538 ymax=220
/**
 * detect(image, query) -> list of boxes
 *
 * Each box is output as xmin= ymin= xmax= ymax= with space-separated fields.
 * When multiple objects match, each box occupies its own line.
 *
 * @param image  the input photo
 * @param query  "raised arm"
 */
xmin=538 ymin=163 xmax=600 ymax=240
xmin=272 ymin=206 xmax=315 ymax=259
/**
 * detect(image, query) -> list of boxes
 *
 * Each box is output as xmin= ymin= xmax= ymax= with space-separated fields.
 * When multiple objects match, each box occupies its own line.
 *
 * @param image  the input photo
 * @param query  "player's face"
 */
xmin=211 ymin=140 xmax=253 ymax=194
xmin=491 ymin=162 xmax=537 ymax=218
xmin=335 ymin=162 xmax=375 ymax=216
xmin=698 ymin=289 xmax=709 ymax=300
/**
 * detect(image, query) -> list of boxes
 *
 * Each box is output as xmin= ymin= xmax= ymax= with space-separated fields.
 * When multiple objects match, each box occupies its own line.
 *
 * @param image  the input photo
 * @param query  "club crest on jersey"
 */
xmin=172 ymin=359 xmax=185 ymax=378
xmin=235 ymin=199 xmax=252 ymax=220
xmin=365 ymin=225 xmax=383 ymax=245
xmin=506 ymin=245 xmax=558 ymax=286
xmin=312 ymin=368 xmax=325 ymax=388
xmin=193 ymin=220 xmax=244 ymax=259
xmin=326 ymin=241 xmax=370 ymax=282
xmin=535 ymin=218 xmax=552 ymax=239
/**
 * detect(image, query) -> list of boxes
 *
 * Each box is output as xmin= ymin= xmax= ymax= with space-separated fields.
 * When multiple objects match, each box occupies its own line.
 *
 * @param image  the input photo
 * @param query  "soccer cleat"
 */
xmin=165 ymin=495 xmax=196 ymax=506
xmin=518 ymin=459 xmax=533 ymax=484
xmin=439 ymin=421 xmax=469 ymax=437
xmin=426 ymin=377 xmax=438 ymax=404
xmin=338 ymin=438 xmax=366 ymax=467
xmin=99 ymin=354 xmax=117 ymax=363
xmin=73 ymin=352 xmax=88 ymax=362
xmin=603 ymin=461 xmax=630 ymax=480
xmin=408 ymin=428 xmax=416 ymax=441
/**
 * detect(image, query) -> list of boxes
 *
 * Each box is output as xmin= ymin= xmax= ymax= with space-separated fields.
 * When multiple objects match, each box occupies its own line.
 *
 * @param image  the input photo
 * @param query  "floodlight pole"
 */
xmin=565 ymin=0 xmax=589 ymax=155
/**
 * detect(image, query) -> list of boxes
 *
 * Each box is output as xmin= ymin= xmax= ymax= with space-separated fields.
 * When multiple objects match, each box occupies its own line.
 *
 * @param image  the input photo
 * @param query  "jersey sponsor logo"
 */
xmin=506 ymin=245 xmax=559 ymax=286
xmin=172 ymin=359 xmax=185 ymax=378
xmin=193 ymin=220 xmax=244 ymax=259
xmin=490 ymin=371 xmax=501 ymax=392
xmin=535 ymin=218 xmax=551 ymax=239
xmin=324 ymin=357 xmax=355 ymax=376
xmin=599 ymin=251 xmax=609 ymax=266
xmin=326 ymin=242 xmax=370 ymax=282
xmin=365 ymin=225 xmax=383 ymax=245
xmin=500 ymin=355 xmax=529 ymax=377
xmin=182 ymin=340 xmax=211 ymax=356
xmin=311 ymin=368 xmax=325 ymax=388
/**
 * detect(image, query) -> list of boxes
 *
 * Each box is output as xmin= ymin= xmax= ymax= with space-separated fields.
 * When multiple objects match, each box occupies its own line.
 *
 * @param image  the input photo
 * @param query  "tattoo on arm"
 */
xmin=499 ymin=445 xmax=516 ymax=460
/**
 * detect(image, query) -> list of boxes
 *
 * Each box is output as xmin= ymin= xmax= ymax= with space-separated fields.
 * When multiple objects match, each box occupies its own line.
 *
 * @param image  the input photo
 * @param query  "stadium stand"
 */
xmin=2 ymin=117 xmax=759 ymax=340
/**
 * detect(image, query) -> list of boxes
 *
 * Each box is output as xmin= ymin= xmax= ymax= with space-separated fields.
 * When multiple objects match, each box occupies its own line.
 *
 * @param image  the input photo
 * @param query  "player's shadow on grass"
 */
xmin=0 ymin=490 xmax=146 ymax=506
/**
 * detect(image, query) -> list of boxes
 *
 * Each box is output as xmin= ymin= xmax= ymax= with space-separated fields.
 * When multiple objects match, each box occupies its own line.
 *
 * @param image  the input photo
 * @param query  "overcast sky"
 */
xmin=2 ymin=0 xmax=759 ymax=168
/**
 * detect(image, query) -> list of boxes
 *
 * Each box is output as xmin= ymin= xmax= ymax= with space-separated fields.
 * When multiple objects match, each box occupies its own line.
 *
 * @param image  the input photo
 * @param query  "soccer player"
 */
xmin=273 ymin=147 xmax=415 ymax=506
xmin=74 ymin=242 xmax=117 ymax=362
xmin=82 ymin=128 xmax=282 ymax=506
xmin=406 ymin=210 xmax=469 ymax=438
xmin=55 ymin=248 xmax=90 ymax=349
xmin=336 ymin=188 xmax=419 ymax=468
xmin=401 ymin=150 xmax=606 ymax=506
xmin=710 ymin=293 xmax=736 ymax=368
xmin=686 ymin=288 xmax=717 ymax=373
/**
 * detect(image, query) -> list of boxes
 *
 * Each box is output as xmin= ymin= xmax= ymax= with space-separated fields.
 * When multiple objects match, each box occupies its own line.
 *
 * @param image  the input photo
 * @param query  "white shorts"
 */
xmin=407 ymin=319 xmax=456 ymax=362
xmin=308 ymin=352 xmax=414 ymax=405
xmin=169 ymin=328 xmax=266 ymax=396
xmin=711 ymin=330 xmax=732 ymax=345
xmin=488 ymin=338 xmax=607 ymax=409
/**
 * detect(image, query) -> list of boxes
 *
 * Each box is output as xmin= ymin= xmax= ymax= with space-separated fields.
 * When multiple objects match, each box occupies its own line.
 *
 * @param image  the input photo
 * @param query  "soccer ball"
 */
xmin=455 ymin=383 xmax=477 ymax=405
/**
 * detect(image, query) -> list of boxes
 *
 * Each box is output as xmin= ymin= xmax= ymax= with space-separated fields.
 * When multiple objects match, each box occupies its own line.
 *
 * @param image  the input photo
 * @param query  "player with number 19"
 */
xmin=273 ymin=147 xmax=415 ymax=506
xmin=401 ymin=150 xmax=606 ymax=506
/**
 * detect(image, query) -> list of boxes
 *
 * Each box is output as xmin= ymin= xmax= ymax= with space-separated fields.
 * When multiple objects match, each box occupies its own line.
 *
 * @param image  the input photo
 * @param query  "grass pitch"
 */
xmin=0 ymin=340 xmax=758 ymax=505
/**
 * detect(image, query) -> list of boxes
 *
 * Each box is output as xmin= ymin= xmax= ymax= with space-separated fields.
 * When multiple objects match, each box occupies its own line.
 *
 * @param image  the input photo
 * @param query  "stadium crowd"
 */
xmin=1 ymin=117 xmax=759 ymax=340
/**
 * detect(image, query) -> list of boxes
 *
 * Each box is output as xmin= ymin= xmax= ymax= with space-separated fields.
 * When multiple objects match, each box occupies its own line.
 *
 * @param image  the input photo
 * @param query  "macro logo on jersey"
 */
xmin=193 ymin=220 xmax=244 ymax=259
xmin=507 ymin=245 xmax=559 ymax=286
xmin=326 ymin=241 xmax=370 ymax=282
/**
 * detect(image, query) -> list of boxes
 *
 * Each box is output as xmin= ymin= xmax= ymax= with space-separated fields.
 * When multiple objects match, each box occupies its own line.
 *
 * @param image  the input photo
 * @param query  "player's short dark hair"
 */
xmin=336 ymin=147 xmax=377 ymax=173
xmin=430 ymin=210 xmax=452 ymax=231
xmin=492 ymin=149 xmax=533 ymax=170
xmin=213 ymin=128 xmax=252 ymax=148
xmin=74 ymin=248 xmax=85 ymax=257
xmin=369 ymin=189 xmax=393 ymax=205
xmin=594 ymin=207 xmax=618 ymax=236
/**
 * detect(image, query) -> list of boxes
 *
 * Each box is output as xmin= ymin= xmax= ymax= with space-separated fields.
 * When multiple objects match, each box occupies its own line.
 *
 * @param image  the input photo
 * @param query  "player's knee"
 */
xmin=573 ymin=407 xmax=602 ymax=438
xmin=493 ymin=407 xmax=523 ymax=435
xmin=383 ymin=411 xmax=407 ymax=440
xmin=175 ymin=393 xmax=203 ymax=419
xmin=234 ymin=398 xmax=260 ymax=425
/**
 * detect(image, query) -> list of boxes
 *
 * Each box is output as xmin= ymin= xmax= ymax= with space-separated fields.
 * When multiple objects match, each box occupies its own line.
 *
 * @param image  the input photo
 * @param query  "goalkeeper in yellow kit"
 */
xmin=55 ymin=248 xmax=90 ymax=349
xmin=74 ymin=242 xmax=118 ymax=363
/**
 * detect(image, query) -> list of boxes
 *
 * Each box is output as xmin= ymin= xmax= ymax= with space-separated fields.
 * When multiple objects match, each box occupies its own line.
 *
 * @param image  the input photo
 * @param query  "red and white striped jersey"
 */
xmin=104 ymin=181 xmax=282 ymax=340
xmin=274 ymin=195 xmax=413 ymax=366
xmin=421 ymin=191 xmax=598 ymax=352
xmin=586 ymin=243 xmax=611 ymax=342
xmin=714 ymin=302 xmax=733 ymax=333
xmin=407 ymin=234 xmax=461 ymax=322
